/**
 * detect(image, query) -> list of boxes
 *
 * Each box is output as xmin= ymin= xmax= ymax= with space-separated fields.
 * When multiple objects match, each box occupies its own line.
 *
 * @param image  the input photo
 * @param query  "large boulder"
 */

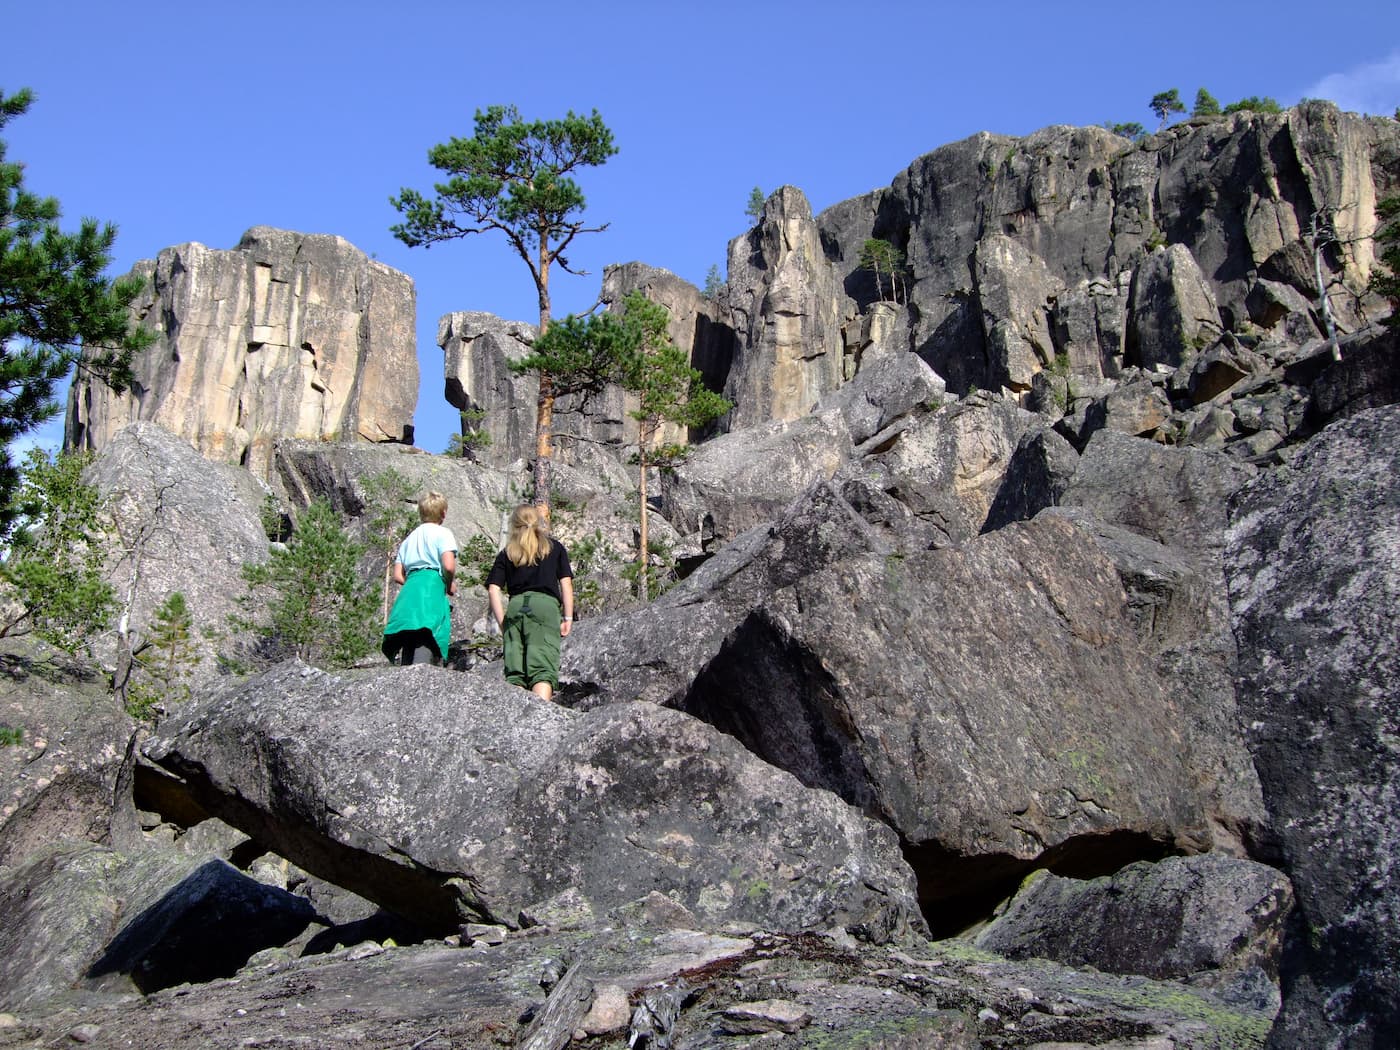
xmin=679 ymin=513 xmax=1215 ymax=932
xmin=65 ymin=227 xmax=418 ymax=479
xmin=818 ymin=349 xmax=947 ymax=446
xmin=1059 ymin=429 xmax=1256 ymax=582
xmin=871 ymin=394 xmax=1045 ymax=537
xmin=0 ymin=842 xmax=317 ymax=1008
xmin=144 ymin=662 xmax=924 ymax=938
xmin=658 ymin=407 xmax=853 ymax=550
xmin=975 ymin=853 xmax=1292 ymax=1008
xmin=0 ymin=637 xmax=140 ymax=870
xmin=1126 ymin=244 xmax=1222 ymax=370
xmin=1225 ymin=405 xmax=1400 ymax=1047
xmin=1053 ymin=433 xmax=1267 ymax=848
xmin=84 ymin=422 xmax=271 ymax=684
xmin=973 ymin=232 xmax=1060 ymax=391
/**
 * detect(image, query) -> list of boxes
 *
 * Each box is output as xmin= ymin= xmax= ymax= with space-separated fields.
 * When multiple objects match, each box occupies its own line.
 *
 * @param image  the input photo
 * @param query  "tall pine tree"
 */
xmin=0 ymin=89 xmax=152 ymax=527
xmin=391 ymin=105 xmax=617 ymax=510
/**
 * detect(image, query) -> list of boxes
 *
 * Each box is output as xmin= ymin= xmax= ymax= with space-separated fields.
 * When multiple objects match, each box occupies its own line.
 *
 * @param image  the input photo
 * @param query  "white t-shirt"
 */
xmin=396 ymin=522 xmax=458 ymax=575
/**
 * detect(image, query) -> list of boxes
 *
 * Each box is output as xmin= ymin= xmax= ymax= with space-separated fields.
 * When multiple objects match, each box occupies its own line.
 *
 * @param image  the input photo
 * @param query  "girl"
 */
xmin=487 ymin=505 xmax=574 ymax=701
xmin=382 ymin=491 xmax=457 ymax=665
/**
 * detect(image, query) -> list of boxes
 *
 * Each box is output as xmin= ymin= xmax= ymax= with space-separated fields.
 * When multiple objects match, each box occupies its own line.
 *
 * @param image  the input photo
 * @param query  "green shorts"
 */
xmin=502 ymin=591 xmax=561 ymax=689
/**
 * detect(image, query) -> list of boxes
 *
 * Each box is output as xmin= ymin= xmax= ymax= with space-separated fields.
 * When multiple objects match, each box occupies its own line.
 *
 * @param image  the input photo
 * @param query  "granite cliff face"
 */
xmin=65 ymin=227 xmax=418 ymax=478
xmin=448 ymin=103 xmax=1397 ymax=464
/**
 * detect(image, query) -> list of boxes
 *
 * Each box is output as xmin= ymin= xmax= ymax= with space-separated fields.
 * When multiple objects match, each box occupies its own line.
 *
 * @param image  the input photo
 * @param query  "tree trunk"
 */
xmin=1313 ymin=230 xmax=1343 ymax=361
xmin=531 ymin=254 xmax=555 ymax=508
xmin=382 ymin=550 xmax=393 ymax=625
xmin=637 ymin=445 xmax=650 ymax=603
xmin=533 ymin=375 xmax=555 ymax=508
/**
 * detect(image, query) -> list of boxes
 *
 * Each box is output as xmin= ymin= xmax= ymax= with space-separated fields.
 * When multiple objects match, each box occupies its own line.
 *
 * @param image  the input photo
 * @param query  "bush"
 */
xmin=126 ymin=591 xmax=201 ymax=721
xmin=238 ymin=499 xmax=380 ymax=668
xmin=0 ymin=449 xmax=114 ymax=654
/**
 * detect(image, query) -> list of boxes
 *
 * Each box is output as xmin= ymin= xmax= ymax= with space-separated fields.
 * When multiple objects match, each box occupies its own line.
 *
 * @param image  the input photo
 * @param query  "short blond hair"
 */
xmin=418 ymin=491 xmax=448 ymax=523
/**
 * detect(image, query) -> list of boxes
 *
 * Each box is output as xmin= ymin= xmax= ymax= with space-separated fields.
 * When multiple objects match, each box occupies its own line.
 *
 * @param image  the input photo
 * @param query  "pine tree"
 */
xmin=391 ymin=105 xmax=618 ymax=510
xmin=240 ymin=499 xmax=379 ymax=668
xmin=0 ymin=449 xmax=114 ymax=653
xmin=745 ymin=187 xmax=766 ymax=222
xmin=703 ymin=264 xmax=724 ymax=299
xmin=1372 ymin=196 xmax=1400 ymax=326
xmin=1192 ymin=88 xmax=1222 ymax=117
xmin=127 ymin=591 xmax=200 ymax=718
xmin=1149 ymin=89 xmax=1186 ymax=129
xmin=1223 ymin=96 xmax=1282 ymax=115
xmin=859 ymin=239 xmax=907 ymax=303
xmin=0 ymin=89 xmax=153 ymax=529
xmin=612 ymin=293 xmax=731 ymax=600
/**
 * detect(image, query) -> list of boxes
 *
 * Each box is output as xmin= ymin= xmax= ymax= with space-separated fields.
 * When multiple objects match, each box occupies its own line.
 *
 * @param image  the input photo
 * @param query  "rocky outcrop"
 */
xmin=144 ymin=661 xmax=923 ymax=937
xmin=441 ymin=263 xmax=739 ymax=470
xmin=721 ymin=187 xmax=849 ymax=429
xmin=1225 ymin=405 xmax=1400 ymax=1047
xmin=601 ymin=261 xmax=740 ymax=418
xmin=438 ymin=311 xmax=542 ymax=468
xmin=976 ymin=854 xmax=1292 ymax=1007
xmin=809 ymin=104 xmax=1396 ymax=402
xmin=0 ymin=636 xmax=140 ymax=869
xmin=65 ymin=228 xmax=418 ymax=479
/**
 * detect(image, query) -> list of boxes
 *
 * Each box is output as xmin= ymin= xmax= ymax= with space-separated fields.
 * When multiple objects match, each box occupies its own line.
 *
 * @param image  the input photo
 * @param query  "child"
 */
xmin=487 ymin=505 xmax=574 ymax=700
xmin=382 ymin=491 xmax=457 ymax=665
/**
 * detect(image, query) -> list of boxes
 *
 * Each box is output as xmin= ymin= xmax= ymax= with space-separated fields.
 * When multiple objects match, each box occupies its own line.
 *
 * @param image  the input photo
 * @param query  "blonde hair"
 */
xmin=505 ymin=504 xmax=552 ymax=566
xmin=418 ymin=491 xmax=448 ymax=523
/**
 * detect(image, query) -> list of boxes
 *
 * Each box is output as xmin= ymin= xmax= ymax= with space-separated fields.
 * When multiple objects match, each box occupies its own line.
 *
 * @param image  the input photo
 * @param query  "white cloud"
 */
xmin=1303 ymin=51 xmax=1400 ymax=116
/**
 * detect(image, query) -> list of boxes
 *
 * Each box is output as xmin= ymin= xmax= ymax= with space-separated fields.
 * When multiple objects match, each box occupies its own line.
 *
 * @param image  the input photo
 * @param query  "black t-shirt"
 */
xmin=486 ymin=542 xmax=573 ymax=605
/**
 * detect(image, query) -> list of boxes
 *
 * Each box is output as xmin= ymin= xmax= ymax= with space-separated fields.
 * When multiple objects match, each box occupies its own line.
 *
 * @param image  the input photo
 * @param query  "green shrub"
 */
xmin=238 ymin=499 xmax=380 ymax=668
xmin=0 ymin=450 xmax=114 ymax=654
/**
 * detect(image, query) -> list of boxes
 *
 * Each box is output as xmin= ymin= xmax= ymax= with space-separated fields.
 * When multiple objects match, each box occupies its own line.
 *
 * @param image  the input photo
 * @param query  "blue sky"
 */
xmin=7 ymin=0 xmax=1400 ymax=456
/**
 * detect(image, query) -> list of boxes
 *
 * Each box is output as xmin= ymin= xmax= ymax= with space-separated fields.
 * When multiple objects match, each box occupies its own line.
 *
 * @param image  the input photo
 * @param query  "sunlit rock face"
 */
xmin=66 ymin=226 xmax=418 ymax=478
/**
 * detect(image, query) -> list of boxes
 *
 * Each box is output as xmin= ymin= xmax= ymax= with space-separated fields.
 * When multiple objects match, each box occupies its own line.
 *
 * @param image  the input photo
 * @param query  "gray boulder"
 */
xmin=84 ymin=422 xmax=270 ymax=684
xmin=973 ymin=232 xmax=1059 ymax=391
xmin=0 ymin=841 xmax=316 ymax=1009
xmin=872 ymin=394 xmax=1045 ymax=536
xmin=1060 ymin=428 xmax=1256 ymax=581
xmin=0 ymin=636 xmax=140 ymax=870
xmin=1225 ymin=405 xmax=1400 ymax=1047
xmin=658 ymin=407 xmax=853 ymax=550
xmin=144 ymin=661 xmax=924 ymax=938
xmin=1079 ymin=374 xmax=1174 ymax=443
xmin=818 ymin=349 xmax=946 ymax=446
xmin=1126 ymin=244 xmax=1222 ymax=371
xmin=976 ymin=853 xmax=1292 ymax=1008
xmin=680 ymin=514 xmax=1213 ymax=932
xmin=982 ymin=426 xmax=1080 ymax=533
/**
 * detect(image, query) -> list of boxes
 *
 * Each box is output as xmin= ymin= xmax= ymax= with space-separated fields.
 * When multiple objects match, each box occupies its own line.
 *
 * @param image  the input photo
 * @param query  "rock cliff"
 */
xmin=65 ymin=227 xmax=418 ymax=478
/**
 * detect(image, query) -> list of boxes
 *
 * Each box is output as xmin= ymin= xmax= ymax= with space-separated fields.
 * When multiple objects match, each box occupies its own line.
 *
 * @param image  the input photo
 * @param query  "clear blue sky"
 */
xmin=8 ymin=0 xmax=1400 ymax=455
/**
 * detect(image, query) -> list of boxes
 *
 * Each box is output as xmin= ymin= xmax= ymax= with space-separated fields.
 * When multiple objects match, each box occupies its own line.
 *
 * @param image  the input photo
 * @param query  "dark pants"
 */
xmin=384 ymin=628 xmax=441 ymax=667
